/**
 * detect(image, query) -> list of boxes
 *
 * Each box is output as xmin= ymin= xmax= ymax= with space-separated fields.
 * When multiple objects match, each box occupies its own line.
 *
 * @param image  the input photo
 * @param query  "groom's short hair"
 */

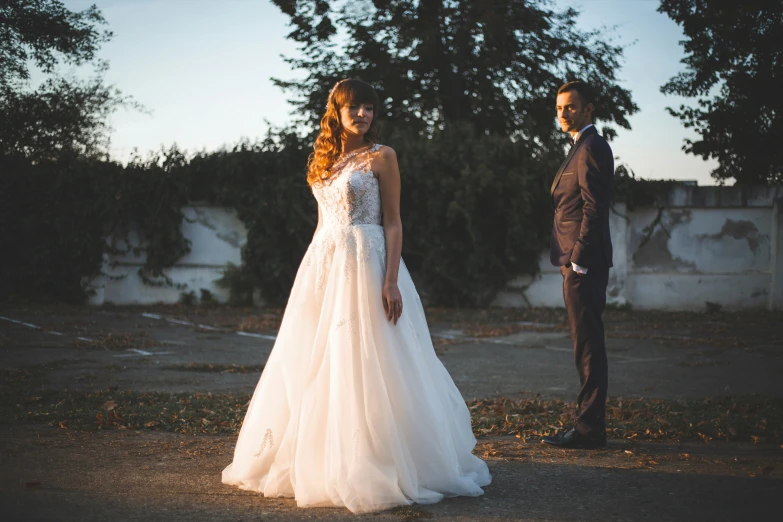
xmin=557 ymin=81 xmax=595 ymax=106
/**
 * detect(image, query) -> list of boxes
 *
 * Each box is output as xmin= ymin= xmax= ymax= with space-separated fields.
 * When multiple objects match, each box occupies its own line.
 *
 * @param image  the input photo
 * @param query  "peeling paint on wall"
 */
xmin=632 ymin=210 xmax=696 ymax=270
xmin=189 ymin=207 xmax=244 ymax=248
xmin=215 ymin=231 xmax=243 ymax=248
xmin=703 ymin=219 xmax=763 ymax=253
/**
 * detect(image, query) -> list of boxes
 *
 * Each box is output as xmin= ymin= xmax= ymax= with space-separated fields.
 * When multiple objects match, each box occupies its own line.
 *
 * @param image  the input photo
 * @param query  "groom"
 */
xmin=542 ymin=80 xmax=614 ymax=449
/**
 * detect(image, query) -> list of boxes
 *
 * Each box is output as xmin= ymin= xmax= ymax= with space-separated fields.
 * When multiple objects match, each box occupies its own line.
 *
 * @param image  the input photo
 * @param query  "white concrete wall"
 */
xmin=88 ymin=186 xmax=783 ymax=310
xmin=87 ymin=205 xmax=247 ymax=305
xmin=496 ymin=185 xmax=783 ymax=311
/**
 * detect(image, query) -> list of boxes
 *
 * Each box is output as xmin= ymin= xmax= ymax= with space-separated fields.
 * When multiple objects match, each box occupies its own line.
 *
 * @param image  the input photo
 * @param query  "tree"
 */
xmin=271 ymin=0 xmax=637 ymax=147
xmin=268 ymin=0 xmax=639 ymax=305
xmin=659 ymin=0 xmax=783 ymax=185
xmin=0 ymin=0 xmax=134 ymax=160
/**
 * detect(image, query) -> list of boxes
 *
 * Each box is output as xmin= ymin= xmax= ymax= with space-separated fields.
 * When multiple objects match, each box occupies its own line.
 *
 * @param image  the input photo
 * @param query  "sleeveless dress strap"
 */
xmin=360 ymin=144 xmax=382 ymax=172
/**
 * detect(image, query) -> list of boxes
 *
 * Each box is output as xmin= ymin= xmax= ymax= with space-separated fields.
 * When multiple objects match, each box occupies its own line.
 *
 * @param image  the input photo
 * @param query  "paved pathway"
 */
xmin=1 ymin=306 xmax=781 ymax=521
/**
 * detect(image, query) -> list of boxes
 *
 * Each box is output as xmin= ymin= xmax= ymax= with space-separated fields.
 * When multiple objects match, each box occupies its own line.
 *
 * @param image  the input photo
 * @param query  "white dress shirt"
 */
xmin=572 ymin=123 xmax=594 ymax=144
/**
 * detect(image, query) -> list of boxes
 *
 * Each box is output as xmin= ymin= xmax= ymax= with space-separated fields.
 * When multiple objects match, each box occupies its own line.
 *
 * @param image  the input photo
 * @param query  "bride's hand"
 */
xmin=382 ymin=282 xmax=403 ymax=325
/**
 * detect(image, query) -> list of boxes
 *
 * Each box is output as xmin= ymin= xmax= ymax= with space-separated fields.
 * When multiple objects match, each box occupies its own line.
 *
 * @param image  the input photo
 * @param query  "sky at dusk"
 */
xmin=61 ymin=0 xmax=720 ymax=185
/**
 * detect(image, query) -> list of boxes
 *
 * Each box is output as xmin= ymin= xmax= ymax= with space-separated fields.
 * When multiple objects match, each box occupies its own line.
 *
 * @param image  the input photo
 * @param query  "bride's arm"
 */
xmin=376 ymin=146 xmax=404 ymax=324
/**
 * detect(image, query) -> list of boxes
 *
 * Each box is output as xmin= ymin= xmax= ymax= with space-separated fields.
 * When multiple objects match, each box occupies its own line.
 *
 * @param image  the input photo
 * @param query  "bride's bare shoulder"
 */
xmin=373 ymin=144 xmax=398 ymax=164
xmin=369 ymin=145 xmax=399 ymax=180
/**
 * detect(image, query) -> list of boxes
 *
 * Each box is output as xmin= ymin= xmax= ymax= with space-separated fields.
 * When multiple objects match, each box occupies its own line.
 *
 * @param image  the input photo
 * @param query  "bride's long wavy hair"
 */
xmin=307 ymin=78 xmax=381 ymax=187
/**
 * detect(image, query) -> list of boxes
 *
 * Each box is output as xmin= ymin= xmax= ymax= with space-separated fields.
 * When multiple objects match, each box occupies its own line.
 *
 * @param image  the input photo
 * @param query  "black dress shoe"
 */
xmin=541 ymin=428 xmax=607 ymax=449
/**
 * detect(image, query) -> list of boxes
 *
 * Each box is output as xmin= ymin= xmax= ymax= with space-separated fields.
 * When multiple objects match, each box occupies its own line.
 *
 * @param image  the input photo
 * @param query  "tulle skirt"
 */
xmin=222 ymin=224 xmax=491 ymax=513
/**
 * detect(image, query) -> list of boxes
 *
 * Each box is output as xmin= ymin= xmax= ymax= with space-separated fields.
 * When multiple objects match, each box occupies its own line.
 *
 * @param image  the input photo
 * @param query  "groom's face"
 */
xmin=556 ymin=90 xmax=593 ymax=134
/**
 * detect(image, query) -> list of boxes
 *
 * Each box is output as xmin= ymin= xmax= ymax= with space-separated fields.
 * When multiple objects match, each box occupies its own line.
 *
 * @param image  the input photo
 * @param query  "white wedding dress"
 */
xmin=222 ymin=144 xmax=491 ymax=513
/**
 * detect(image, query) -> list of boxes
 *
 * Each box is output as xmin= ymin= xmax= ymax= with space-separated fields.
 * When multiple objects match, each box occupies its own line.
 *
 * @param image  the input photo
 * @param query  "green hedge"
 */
xmin=188 ymin=132 xmax=315 ymax=304
xmin=0 ymin=152 xmax=192 ymax=302
xmin=0 ymin=131 xmax=314 ymax=304
xmin=389 ymin=123 xmax=557 ymax=305
xmin=1 ymin=127 xmax=672 ymax=306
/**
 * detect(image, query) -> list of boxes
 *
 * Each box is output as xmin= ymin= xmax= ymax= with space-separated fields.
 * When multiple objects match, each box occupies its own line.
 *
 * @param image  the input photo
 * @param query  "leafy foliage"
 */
xmin=272 ymin=0 xmax=637 ymax=145
xmin=0 ymin=0 xmax=136 ymax=160
xmin=612 ymin=163 xmax=682 ymax=211
xmin=2 ymin=129 xmax=663 ymax=306
xmin=187 ymin=131 xmax=315 ymax=303
xmin=389 ymin=122 xmax=555 ymax=305
xmin=199 ymin=122 xmax=563 ymax=307
xmin=0 ymin=156 xmax=109 ymax=302
xmin=0 ymin=152 xmax=191 ymax=302
xmin=658 ymin=0 xmax=782 ymax=184
xmin=0 ymin=133 xmax=314 ymax=304
xmin=259 ymin=0 xmax=641 ymax=305
xmin=0 ymin=0 xmax=110 ymax=86
xmin=1 ymin=0 xmax=645 ymax=307
xmin=0 ymin=67 xmax=136 ymax=161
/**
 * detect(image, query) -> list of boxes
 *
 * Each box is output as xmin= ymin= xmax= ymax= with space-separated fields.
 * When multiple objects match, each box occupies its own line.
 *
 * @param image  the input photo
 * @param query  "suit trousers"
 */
xmin=560 ymin=264 xmax=610 ymax=437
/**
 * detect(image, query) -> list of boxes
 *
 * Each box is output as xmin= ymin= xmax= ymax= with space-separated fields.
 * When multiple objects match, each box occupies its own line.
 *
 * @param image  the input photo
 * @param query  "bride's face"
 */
xmin=339 ymin=101 xmax=374 ymax=137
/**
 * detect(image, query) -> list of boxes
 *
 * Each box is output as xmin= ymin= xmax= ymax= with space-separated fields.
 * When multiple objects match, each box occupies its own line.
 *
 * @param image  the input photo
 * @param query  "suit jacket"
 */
xmin=549 ymin=126 xmax=614 ymax=268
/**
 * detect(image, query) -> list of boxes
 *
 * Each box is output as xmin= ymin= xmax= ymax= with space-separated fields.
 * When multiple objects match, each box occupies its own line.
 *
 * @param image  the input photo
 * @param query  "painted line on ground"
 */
xmin=166 ymin=318 xmax=193 ymax=326
xmin=431 ymin=326 xmax=566 ymax=345
xmin=614 ymin=356 xmax=668 ymax=364
xmin=237 ymin=331 xmax=278 ymax=340
xmin=0 ymin=314 xmax=189 ymax=358
xmin=431 ymin=332 xmax=480 ymax=342
xmin=0 ymin=315 xmax=92 ymax=340
xmin=547 ymin=344 xmax=667 ymax=364
xmin=518 ymin=321 xmax=559 ymax=328
xmin=141 ymin=313 xmax=278 ymax=341
xmin=0 ymin=316 xmax=41 ymax=329
xmin=196 ymin=324 xmax=220 ymax=331
xmin=114 ymin=349 xmax=176 ymax=358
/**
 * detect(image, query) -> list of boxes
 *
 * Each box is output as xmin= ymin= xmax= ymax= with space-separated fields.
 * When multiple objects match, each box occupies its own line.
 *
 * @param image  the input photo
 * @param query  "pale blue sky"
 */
xmin=61 ymin=0 xmax=719 ymax=184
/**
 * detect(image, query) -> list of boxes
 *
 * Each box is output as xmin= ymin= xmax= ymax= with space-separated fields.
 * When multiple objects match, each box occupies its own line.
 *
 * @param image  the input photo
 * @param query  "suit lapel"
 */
xmin=550 ymin=126 xmax=598 ymax=195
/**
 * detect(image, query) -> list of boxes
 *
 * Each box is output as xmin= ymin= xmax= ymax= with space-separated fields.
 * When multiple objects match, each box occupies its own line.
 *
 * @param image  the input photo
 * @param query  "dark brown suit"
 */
xmin=550 ymin=125 xmax=614 ymax=437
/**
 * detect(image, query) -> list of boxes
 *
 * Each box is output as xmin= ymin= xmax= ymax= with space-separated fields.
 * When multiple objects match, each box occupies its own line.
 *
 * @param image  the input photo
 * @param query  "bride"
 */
xmin=222 ymin=78 xmax=491 ymax=514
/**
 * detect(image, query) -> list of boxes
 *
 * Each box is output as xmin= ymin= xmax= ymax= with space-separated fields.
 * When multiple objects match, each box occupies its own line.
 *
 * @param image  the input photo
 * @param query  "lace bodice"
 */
xmin=312 ymin=144 xmax=383 ymax=229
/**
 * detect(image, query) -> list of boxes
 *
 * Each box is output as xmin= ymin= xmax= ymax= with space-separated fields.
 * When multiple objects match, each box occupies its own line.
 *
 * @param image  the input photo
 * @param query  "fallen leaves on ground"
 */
xmin=388 ymin=505 xmax=434 ymax=519
xmin=71 ymin=332 xmax=160 ymax=350
xmin=467 ymin=396 xmax=783 ymax=444
xmin=1 ymin=390 xmax=779 ymax=444
xmin=425 ymin=307 xmax=567 ymax=328
xmin=237 ymin=312 xmax=284 ymax=333
xmin=161 ymin=363 xmax=265 ymax=374
xmin=1 ymin=390 xmax=249 ymax=435
xmin=454 ymin=322 xmax=565 ymax=338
